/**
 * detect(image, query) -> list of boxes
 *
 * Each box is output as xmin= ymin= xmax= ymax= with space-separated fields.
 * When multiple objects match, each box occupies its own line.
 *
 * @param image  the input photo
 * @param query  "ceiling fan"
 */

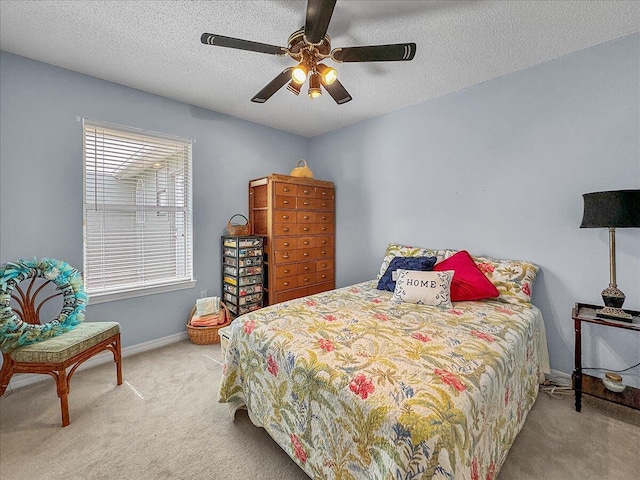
xmin=201 ymin=0 xmax=416 ymax=104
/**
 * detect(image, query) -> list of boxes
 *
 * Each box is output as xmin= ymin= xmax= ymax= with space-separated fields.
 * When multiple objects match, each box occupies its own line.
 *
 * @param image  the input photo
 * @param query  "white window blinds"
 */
xmin=83 ymin=120 xmax=193 ymax=299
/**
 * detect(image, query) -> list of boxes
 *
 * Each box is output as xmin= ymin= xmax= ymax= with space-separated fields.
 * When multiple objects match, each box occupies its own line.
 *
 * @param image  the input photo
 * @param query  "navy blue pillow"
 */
xmin=376 ymin=256 xmax=438 ymax=291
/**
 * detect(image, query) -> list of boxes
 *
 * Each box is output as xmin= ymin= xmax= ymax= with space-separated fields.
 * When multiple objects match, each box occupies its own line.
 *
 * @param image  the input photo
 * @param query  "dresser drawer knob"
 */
xmin=321 ymin=227 xmax=327 ymax=231
xmin=303 ymin=252 xmax=309 ymax=257
xmin=303 ymin=189 xmax=310 ymax=194
xmin=283 ymin=188 xmax=290 ymax=192
xmin=304 ymin=266 xmax=310 ymax=271
xmin=322 ymin=191 xmax=328 ymax=196
xmin=284 ymin=269 xmax=290 ymax=274
xmin=303 ymin=201 xmax=310 ymax=206
xmin=283 ymin=254 xmax=290 ymax=259
xmin=284 ymin=200 xmax=290 ymax=204
xmin=321 ymin=251 xmax=327 ymax=255
xmin=303 ymin=215 xmax=310 ymax=220
xmin=322 ymin=274 xmax=327 ymax=279
xmin=284 ymin=282 xmax=290 ymax=286
xmin=283 ymin=215 xmax=289 ymax=219
xmin=283 ymin=228 xmax=289 ymax=232
xmin=303 ymin=227 xmax=310 ymax=232
xmin=303 ymin=241 xmax=310 ymax=245
xmin=304 ymin=278 xmax=310 ymax=283
xmin=321 ymin=263 xmax=327 ymax=268
xmin=284 ymin=242 xmax=290 ymax=246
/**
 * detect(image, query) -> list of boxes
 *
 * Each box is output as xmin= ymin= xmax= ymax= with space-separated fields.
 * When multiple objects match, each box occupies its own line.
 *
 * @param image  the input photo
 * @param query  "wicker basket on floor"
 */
xmin=186 ymin=302 xmax=230 ymax=345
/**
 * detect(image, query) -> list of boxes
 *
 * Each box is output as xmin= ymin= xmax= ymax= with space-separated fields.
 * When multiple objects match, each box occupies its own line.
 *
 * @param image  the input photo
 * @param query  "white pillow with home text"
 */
xmin=391 ymin=269 xmax=454 ymax=308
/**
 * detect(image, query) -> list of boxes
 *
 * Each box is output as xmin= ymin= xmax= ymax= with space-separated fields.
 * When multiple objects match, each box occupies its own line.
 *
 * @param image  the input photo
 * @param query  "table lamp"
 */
xmin=580 ymin=189 xmax=640 ymax=321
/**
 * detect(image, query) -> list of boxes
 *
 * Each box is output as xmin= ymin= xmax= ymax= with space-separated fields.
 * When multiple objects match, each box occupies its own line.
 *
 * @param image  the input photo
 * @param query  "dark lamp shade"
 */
xmin=580 ymin=190 xmax=640 ymax=228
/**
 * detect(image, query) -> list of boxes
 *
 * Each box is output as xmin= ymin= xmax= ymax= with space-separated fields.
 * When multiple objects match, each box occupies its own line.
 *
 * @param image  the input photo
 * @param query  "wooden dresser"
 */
xmin=249 ymin=174 xmax=335 ymax=306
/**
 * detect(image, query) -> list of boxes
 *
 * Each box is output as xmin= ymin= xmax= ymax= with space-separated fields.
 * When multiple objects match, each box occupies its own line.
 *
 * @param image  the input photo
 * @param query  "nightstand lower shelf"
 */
xmin=572 ymin=373 xmax=640 ymax=410
xmin=573 ymin=302 xmax=640 ymax=412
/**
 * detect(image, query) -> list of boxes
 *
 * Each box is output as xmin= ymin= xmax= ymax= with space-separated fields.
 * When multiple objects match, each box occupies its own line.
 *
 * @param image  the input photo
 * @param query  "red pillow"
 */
xmin=433 ymin=250 xmax=499 ymax=302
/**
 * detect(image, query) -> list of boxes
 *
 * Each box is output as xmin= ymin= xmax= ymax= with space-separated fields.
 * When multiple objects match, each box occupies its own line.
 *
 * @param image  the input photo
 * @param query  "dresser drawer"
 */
xmin=297 ymin=273 xmax=316 ymax=287
xmin=296 ymin=185 xmax=315 ymax=197
xmin=315 ymin=246 xmax=334 ymax=259
xmin=275 ymin=264 xmax=297 ymax=278
xmin=316 ymin=259 xmax=333 ymax=271
xmin=296 ymin=223 xmax=316 ymax=235
xmin=297 ymin=236 xmax=316 ymax=248
xmin=275 ymin=287 xmax=308 ymax=304
xmin=297 ymin=261 xmax=316 ymax=275
xmin=274 ymin=210 xmax=296 ymax=223
xmin=317 ymin=198 xmax=334 ymax=211
xmin=317 ymin=223 xmax=334 ymax=234
xmin=316 ymin=235 xmax=333 ymax=248
xmin=296 ymin=211 xmax=315 ymax=223
xmin=273 ymin=249 xmax=298 ymax=263
xmin=316 ymin=187 xmax=334 ymax=200
xmin=297 ymin=197 xmax=316 ymax=209
xmin=317 ymin=270 xmax=334 ymax=283
xmin=308 ymin=281 xmax=334 ymax=296
xmin=275 ymin=195 xmax=296 ymax=208
xmin=317 ymin=212 xmax=333 ymax=223
xmin=274 ymin=182 xmax=295 ymax=196
xmin=275 ymin=276 xmax=298 ymax=290
xmin=274 ymin=238 xmax=295 ymax=249
xmin=274 ymin=224 xmax=296 ymax=235
xmin=298 ymin=248 xmax=315 ymax=261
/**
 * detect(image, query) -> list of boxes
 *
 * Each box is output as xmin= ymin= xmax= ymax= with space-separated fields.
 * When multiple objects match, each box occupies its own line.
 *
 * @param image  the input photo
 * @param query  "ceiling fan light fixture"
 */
xmin=287 ymin=80 xmax=302 ymax=96
xmin=292 ymin=63 xmax=309 ymax=84
xmin=308 ymin=72 xmax=322 ymax=99
xmin=201 ymin=0 xmax=416 ymax=104
xmin=316 ymin=63 xmax=337 ymax=85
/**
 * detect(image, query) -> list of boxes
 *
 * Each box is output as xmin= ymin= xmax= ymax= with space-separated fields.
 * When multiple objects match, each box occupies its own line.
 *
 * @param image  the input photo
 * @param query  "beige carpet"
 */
xmin=1 ymin=340 xmax=638 ymax=480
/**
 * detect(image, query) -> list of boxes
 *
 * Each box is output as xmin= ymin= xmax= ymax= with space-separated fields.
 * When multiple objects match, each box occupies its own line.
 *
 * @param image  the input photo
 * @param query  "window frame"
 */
xmin=82 ymin=119 xmax=196 ymax=304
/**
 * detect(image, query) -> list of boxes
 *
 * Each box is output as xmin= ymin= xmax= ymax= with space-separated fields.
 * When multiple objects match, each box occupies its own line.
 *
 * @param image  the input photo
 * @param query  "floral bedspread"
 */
xmin=218 ymin=281 xmax=547 ymax=480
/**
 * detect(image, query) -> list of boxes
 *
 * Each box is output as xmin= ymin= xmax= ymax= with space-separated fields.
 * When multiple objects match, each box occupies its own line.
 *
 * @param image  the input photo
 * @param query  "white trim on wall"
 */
xmin=5 ymin=331 xmax=189 ymax=391
xmin=547 ymin=369 xmax=572 ymax=387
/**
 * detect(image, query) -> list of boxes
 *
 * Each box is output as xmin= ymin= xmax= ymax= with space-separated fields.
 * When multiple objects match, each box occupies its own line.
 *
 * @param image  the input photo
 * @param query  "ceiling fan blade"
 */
xmin=323 ymin=79 xmax=352 ymax=105
xmin=201 ymin=33 xmax=285 ymax=56
xmin=332 ymin=43 xmax=416 ymax=62
xmin=304 ymin=0 xmax=337 ymax=44
xmin=251 ymin=68 xmax=295 ymax=103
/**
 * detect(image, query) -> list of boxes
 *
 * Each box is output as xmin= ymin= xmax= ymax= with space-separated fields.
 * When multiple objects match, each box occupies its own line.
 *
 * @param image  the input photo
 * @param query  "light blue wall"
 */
xmin=2 ymin=33 xmax=639 ymax=386
xmin=0 ymin=52 xmax=308 ymax=347
xmin=309 ymin=33 xmax=640 ymax=385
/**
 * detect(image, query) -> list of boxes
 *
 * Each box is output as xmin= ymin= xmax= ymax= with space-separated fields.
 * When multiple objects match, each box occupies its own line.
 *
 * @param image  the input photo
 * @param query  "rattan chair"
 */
xmin=0 ymin=259 xmax=122 ymax=426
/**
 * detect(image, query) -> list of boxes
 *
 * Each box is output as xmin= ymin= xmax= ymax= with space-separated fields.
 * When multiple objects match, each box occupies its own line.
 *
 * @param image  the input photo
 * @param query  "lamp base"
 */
xmin=601 ymin=285 xmax=625 ymax=309
xmin=598 ymin=285 xmax=632 ymax=321
xmin=596 ymin=306 xmax=633 ymax=322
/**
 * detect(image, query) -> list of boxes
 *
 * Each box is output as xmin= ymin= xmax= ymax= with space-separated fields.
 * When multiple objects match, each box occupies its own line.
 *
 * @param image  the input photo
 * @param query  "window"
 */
xmin=83 ymin=120 xmax=194 ymax=303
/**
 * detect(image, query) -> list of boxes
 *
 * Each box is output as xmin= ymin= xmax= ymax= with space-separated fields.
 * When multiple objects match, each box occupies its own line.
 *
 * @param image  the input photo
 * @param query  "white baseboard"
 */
xmin=5 ymin=331 xmax=189 ymax=391
xmin=546 ymin=369 xmax=572 ymax=386
xmin=3 ymin=343 xmax=578 ymax=391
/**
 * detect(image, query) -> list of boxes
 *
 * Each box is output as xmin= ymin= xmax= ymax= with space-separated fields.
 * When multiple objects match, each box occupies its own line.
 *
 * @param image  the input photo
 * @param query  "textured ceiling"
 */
xmin=1 ymin=1 xmax=638 ymax=137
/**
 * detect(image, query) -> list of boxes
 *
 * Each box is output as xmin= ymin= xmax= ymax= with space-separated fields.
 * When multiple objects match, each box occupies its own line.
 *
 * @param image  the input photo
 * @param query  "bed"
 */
xmin=218 ymin=245 xmax=549 ymax=480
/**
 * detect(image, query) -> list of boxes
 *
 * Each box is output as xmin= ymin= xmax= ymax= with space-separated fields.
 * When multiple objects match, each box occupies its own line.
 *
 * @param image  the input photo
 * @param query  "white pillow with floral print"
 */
xmin=391 ymin=269 xmax=454 ymax=308
xmin=472 ymin=255 xmax=539 ymax=304
xmin=378 ymin=243 xmax=457 ymax=279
